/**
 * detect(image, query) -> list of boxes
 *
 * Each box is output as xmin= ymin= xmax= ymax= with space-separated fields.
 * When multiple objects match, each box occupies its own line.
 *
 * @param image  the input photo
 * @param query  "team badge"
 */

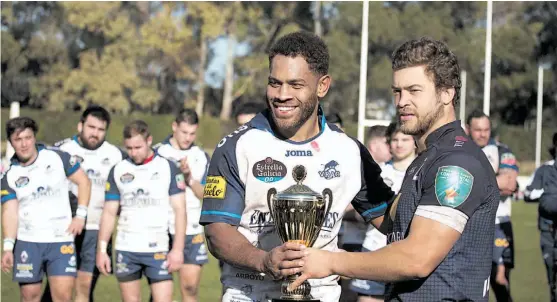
xmin=120 ymin=173 xmax=135 ymax=183
xmin=15 ymin=176 xmax=30 ymax=188
xmin=434 ymin=166 xmax=474 ymax=208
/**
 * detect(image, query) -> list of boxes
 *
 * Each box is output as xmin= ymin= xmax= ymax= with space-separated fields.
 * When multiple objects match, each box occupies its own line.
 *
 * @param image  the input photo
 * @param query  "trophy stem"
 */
xmin=272 ymin=273 xmax=320 ymax=302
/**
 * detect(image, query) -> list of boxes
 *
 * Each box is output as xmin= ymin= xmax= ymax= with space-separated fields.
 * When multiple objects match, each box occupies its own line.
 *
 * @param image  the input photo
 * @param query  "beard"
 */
xmin=80 ymin=133 xmax=103 ymax=150
xmin=268 ymin=93 xmax=319 ymax=136
xmin=398 ymin=97 xmax=444 ymax=136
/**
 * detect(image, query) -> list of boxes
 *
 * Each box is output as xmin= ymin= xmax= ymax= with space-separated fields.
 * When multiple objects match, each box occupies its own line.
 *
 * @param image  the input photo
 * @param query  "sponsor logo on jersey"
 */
xmin=69 ymin=155 xmax=84 ymax=166
xmin=248 ymin=210 xmax=274 ymax=234
xmin=318 ymin=160 xmax=340 ymax=180
xmin=153 ymin=253 xmax=166 ymax=260
xmin=1 ymin=190 xmax=9 ymax=196
xmin=434 ymin=166 xmax=474 ymax=208
xmin=387 ymin=231 xmax=405 ymax=244
xmin=120 ymin=173 xmax=135 ymax=183
xmin=494 ymin=238 xmax=510 ymax=247
xmin=284 ymin=150 xmax=313 ymax=157
xmin=252 ymin=157 xmax=287 ymax=183
xmin=105 ymin=182 xmax=111 ymax=192
xmin=203 ymin=176 xmax=226 ymax=199
xmin=321 ymin=211 xmax=340 ymax=232
xmin=191 ymin=234 xmax=204 ymax=244
xmin=235 ymin=273 xmax=265 ymax=281
xmin=121 ymin=189 xmax=161 ymax=207
xmin=15 ymin=176 xmax=30 ymax=188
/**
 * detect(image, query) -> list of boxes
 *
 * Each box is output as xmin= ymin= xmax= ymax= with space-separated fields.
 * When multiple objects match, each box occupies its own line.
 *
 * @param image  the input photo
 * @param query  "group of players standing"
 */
xmin=0 ymin=105 xmax=235 ymax=301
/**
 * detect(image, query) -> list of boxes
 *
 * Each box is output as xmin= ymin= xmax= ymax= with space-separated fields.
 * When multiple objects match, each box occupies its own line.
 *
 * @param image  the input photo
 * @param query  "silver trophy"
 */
xmin=267 ymin=165 xmax=333 ymax=302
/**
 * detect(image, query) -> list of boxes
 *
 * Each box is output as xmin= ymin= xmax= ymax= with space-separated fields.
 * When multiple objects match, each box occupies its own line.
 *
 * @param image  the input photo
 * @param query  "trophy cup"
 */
xmin=267 ymin=165 xmax=333 ymax=301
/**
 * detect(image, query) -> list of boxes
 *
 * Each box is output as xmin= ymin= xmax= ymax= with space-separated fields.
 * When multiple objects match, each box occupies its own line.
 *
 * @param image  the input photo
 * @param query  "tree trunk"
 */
xmin=314 ymin=1 xmax=322 ymax=37
xmin=220 ymin=30 xmax=236 ymax=121
xmin=195 ymin=37 xmax=207 ymax=115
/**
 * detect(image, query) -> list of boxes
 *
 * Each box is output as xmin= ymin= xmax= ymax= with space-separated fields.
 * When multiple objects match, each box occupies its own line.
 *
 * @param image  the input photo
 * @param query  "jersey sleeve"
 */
xmin=196 ymin=151 xmax=210 ymax=185
xmin=498 ymin=146 xmax=519 ymax=172
xmin=350 ymin=139 xmax=395 ymax=222
xmin=524 ymin=166 xmax=546 ymax=202
xmin=51 ymin=148 xmax=81 ymax=176
xmin=200 ymin=137 xmax=245 ymax=226
xmin=104 ymin=167 xmax=120 ymax=202
xmin=168 ymin=159 xmax=186 ymax=196
xmin=415 ymin=152 xmax=489 ymax=234
xmin=1 ymin=174 xmax=16 ymax=204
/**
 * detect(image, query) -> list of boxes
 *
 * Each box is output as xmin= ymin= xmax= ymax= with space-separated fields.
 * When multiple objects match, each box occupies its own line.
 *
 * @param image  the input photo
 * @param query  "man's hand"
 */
xmin=261 ymin=242 xmax=307 ymax=280
xmin=287 ymin=247 xmax=335 ymax=291
xmin=1 ymin=251 xmax=13 ymax=273
xmin=96 ymin=251 xmax=112 ymax=276
xmin=179 ymin=158 xmax=192 ymax=183
xmin=67 ymin=217 xmax=85 ymax=236
xmin=495 ymin=264 xmax=509 ymax=287
xmin=167 ymin=248 xmax=184 ymax=273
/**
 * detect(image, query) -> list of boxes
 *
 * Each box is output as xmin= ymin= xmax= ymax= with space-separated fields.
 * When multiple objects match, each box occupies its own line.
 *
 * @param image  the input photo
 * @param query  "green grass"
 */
xmin=1 ymin=202 xmax=548 ymax=301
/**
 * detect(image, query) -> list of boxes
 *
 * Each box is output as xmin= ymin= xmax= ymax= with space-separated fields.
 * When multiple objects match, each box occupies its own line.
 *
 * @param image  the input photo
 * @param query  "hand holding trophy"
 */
xmin=267 ymin=165 xmax=333 ymax=301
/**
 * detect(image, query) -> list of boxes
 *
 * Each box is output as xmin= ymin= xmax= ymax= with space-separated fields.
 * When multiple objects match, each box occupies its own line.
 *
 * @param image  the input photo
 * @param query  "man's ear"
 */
xmin=317 ymin=75 xmax=332 ymax=98
xmin=441 ymin=87 xmax=455 ymax=106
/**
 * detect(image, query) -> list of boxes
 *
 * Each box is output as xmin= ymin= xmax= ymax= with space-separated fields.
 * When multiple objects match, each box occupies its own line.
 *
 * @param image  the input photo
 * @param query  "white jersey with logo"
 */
xmin=1 ymin=145 xmax=81 ymax=243
xmin=105 ymin=154 xmax=185 ymax=253
xmin=155 ymin=137 xmax=209 ymax=235
xmin=55 ymin=136 xmax=124 ymax=230
xmin=362 ymin=162 xmax=406 ymax=251
xmin=200 ymin=109 xmax=394 ymax=295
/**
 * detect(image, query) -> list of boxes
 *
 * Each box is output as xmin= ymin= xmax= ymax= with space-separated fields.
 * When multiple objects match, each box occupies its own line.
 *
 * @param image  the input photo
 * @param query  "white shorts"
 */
xmin=222 ymin=284 xmax=341 ymax=302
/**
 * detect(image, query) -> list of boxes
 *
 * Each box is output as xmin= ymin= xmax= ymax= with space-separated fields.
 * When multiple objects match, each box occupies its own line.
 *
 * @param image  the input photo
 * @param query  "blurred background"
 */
xmin=1 ymin=1 xmax=556 ymax=301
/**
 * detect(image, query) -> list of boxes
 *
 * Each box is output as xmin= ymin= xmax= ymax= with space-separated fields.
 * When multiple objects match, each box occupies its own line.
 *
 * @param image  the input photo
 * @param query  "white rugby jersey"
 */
xmin=362 ymin=162 xmax=406 ymax=251
xmin=482 ymin=141 xmax=519 ymax=224
xmin=1 ymin=145 xmax=80 ymax=243
xmin=154 ymin=137 xmax=209 ymax=235
xmin=55 ymin=136 xmax=124 ymax=230
xmin=200 ymin=108 xmax=394 ymax=292
xmin=105 ymin=154 xmax=185 ymax=253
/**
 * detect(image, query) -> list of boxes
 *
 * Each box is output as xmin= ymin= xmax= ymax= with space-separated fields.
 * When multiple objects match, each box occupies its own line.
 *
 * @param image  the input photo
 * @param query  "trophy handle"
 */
xmin=267 ymin=188 xmax=277 ymax=218
xmin=322 ymin=188 xmax=333 ymax=224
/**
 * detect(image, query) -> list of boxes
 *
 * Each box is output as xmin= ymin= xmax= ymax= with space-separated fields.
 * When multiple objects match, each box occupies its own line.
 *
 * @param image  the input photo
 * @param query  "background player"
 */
xmin=365 ymin=126 xmax=392 ymax=167
xmin=234 ymin=102 xmax=264 ymax=126
xmin=467 ymin=110 xmax=518 ymax=302
xmin=155 ymin=109 xmax=210 ymax=302
xmin=96 ymin=120 xmax=186 ymax=302
xmin=50 ymin=105 xmax=124 ymax=302
xmin=1 ymin=117 xmax=91 ymax=302
xmin=350 ymin=122 xmax=417 ymax=302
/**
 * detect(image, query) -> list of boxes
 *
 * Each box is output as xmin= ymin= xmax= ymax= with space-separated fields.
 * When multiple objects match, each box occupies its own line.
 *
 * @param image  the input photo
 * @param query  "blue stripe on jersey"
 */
xmin=500 ymin=164 xmax=519 ymax=171
xmin=361 ymin=202 xmax=387 ymax=217
xmin=1 ymin=193 xmax=16 ymax=203
xmin=105 ymin=193 xmax=120 ymax=201
xmin=201 ymin=210 xmax=241 ymax=219
xmin=67 ymin=162 xmax=80 ymax=176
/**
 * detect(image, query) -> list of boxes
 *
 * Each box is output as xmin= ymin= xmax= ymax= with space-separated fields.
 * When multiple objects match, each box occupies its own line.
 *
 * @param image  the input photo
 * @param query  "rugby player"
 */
xmin=285 ymin=37 xmax=500 ymax=302
xmin=365 ymin=126 xmax=392 ymax=166
xmin=350 ymin=122 xmax=417 ymax=302
xmin=48 ymin=105 xmax=124 ymax=302
xmin=466 ymin=110 xmax=518 ymax=302
xmin=96 ymin=120 xmax=186 ymax=302
xmin=1 ymin=117 xmax=91 ymax=302
xmin=235 ymin=102 xmax=264 ymax=126
xmin=155 ymin=109 xmax=210 ymax=302
xmin=200 ymin=31 xmax=394 ymax=301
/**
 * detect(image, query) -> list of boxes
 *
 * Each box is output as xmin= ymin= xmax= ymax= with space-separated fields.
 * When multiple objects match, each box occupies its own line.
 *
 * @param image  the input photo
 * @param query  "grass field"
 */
xmin=1 ymin=201 xmax=548 ymax=301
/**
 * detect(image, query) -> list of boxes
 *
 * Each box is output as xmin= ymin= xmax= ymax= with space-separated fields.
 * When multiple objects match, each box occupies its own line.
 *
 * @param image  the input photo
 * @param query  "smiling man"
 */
xmin=283 ymin=37 xmax=500 ymax=302
xmin=200 ymin=31 xmax=393 ymax=302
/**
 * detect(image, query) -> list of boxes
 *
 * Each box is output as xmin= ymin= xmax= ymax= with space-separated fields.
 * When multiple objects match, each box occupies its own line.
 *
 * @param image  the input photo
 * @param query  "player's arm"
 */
xmin=350 ymin=139 xmax=395 ymax=233
xmin=497 ymin=150 xmax=519 ymax=195
xmin=1 ymin=176 xmax=18 ymax=254
xmin=287 ymin=153 xmax=488 ymax=287
xmin=524 ymin=166 xmax=546 ymax=202
xmin=186 ymin=151 xmax=211 ymax=200
xmin=98 ymin=167 xmax=120 ymax=254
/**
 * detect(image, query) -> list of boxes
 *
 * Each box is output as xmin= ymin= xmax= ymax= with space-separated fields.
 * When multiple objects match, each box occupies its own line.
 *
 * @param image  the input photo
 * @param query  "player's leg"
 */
xmin=75 ymin=230 xmax=103 ymax=302
xmin=539 ymin=218 xmax=555 ymax=301
xmin=179 ymin=234 xmax=209 ymax=302
xmin=144 ymin=252 xmax=174 ymax=302
xmin=14 ymin=241 xmax=46 ymax=302
xmin=45 ymin=242 xmax=77 ymax=302
xmin=114 ymin=251 xmax=143 ymax=302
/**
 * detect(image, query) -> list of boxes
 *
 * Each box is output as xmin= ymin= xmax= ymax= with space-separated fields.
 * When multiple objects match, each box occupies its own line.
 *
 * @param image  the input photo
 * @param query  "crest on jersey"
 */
xmin=434 ymin=166 xmax=474 ymax=208
xmin=318 ymin=160 xmax=340 ymax=180
xmin=102 ymin=158 xmax=111 ymax=165
xmin=383 ymin=177 xmax=394 ymax=187
xmin=69 ymin=155 xmax=84 ymax=166
xmin=15 ymin=176 xmax=30 ymax=188
xmin=120 ymin=173 xmax=134 ymax=184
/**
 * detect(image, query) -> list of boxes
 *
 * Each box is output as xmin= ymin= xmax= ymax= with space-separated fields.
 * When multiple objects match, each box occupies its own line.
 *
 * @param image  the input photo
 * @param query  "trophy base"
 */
xmin=271 ymin=299 xmax=320 ymax=302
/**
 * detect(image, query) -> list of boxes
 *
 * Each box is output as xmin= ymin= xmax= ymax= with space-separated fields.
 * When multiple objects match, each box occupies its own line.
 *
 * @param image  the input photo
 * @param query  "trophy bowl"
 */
xmin=267 ymin=165 xmax=333 ymax=302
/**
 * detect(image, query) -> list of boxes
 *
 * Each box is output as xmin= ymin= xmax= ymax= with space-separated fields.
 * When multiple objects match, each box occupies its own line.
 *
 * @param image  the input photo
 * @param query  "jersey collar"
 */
xmin=126 ymin=150 xmax=157 ymax=166
xmin=10 ymin=144 xmax=46 ymax=166
xmin=250 ymin=105 xmax=328 ymax=145
xmin=425 ymin=120 xmax=463 ymax=148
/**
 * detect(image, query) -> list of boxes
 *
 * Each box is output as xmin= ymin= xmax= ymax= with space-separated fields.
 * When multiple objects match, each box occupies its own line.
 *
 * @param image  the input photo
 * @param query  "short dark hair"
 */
xmin=234 ymin=102 xmax=263 ymax=118
xmin=175 ymin=108 xmax=199 ymax=125
xmin=392 ymin=37 xmax=461 ymax=105
xmin=268 ymin=31 xmax=329 ymax=76
xmin=123 ymin=120 xmax=150 ymax=139
xmin=366 ymin=125 xmax=388 ymax=141
xmin=550 ymin=132 xmax=557 ymax=158
xmin=386 ymin=122 xmax=402 ymax=142
xmin=6 ymin=117 xmax=38 ymax=141
xmin=326 ymin=112 xmax=343 ymax=127
xmin=80 ymin=105 xmax=111 ymax=128
xmin=466 ymin=109 xmax=490 ymax=126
